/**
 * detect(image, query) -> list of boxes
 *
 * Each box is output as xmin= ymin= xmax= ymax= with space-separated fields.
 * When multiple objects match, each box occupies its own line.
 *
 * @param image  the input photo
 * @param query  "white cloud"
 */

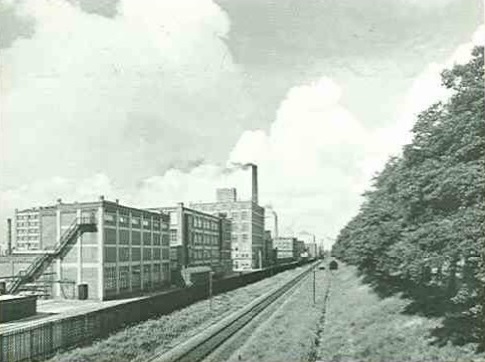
xmin=363 ymin=25 xmax=485 ymax=181
xmin=0 ymin=0 xmax=245 ymax=188
xmin=1 ymin=6 xmax=482 ymax=248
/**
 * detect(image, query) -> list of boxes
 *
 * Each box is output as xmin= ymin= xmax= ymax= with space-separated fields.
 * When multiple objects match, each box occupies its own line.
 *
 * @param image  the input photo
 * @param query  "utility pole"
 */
xmin=209 ymin=271 xmax=213 ymax=312
xmin=313 ymin=266 xmax=316 ymax=305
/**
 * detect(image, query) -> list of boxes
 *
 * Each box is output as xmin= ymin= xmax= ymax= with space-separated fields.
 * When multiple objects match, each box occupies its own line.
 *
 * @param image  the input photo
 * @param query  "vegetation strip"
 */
xmin=309 ymin=270 xmax=332 ymax=362
xmin=332 ymin=46 xmax=484 ymax=352
xmin=151 ymin=263 xmax=317 ymax=362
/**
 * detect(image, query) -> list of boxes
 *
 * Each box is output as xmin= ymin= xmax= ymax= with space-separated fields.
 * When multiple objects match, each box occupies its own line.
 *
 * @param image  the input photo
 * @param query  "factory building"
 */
xmin=274 ymin=237 xmax=299 ymax=263
xmin=191 ymin=164 xmax=264 ymax=271
xmin=147 ymin=203 xmax=232 ymax=284
xmin=305 ymin=242 xmax=318 ymax=258
xmin=263 ymin=230 xmax=276 ymax=267
xmin=264 ymin=206 xmax=278 ymax=239
xmin=8 ymin=197 xmax=171 ymax=300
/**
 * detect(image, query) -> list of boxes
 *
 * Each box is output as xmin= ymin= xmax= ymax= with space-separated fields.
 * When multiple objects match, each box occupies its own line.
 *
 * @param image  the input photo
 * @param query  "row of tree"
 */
xmin=332 ymin=46 xmax=484 ymax=350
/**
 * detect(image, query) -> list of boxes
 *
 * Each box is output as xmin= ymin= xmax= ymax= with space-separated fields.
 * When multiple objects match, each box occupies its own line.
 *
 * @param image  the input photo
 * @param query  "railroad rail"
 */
xmin=150 ymin=261 xmax=319 ymax=362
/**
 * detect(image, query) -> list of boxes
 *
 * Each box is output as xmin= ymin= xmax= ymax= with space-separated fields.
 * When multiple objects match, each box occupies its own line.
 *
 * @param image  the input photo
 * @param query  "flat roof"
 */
xmin=0 ymin=294 xmax=36 ymax=301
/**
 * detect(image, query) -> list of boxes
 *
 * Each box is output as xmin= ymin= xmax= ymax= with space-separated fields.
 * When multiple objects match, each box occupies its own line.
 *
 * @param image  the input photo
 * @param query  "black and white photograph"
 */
xmin=0 ymin=0 xmax=484 ymax=361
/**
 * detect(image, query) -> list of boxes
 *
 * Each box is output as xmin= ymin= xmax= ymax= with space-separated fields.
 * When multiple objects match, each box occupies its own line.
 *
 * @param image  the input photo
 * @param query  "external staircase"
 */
xmin=8 ymin=216 xmax=97 ymax=294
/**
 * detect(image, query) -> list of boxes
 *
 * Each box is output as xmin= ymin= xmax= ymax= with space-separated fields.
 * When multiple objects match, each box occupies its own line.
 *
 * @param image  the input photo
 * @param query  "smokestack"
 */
xmin=273 ymin=210 xmax=278 ymax=238
xmin=251 ymin=164 xmax=258 ymax=205
xmin=7 ymin=218 xmax=12 ymax=255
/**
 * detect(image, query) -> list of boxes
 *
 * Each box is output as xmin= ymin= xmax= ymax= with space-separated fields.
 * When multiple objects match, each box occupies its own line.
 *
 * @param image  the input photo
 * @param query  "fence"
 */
xmin=0 ymin=260 xmax=305 ymax=362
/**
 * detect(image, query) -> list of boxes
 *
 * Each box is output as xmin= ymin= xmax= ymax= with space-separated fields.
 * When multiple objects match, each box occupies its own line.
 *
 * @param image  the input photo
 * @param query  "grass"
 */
xmin=317 ymin=264 xmax=485 ymax=362
xmin=48 ymin=267 xmax=307 ymax=362
xmin=226 ymin=267 xmax=331 ymax=362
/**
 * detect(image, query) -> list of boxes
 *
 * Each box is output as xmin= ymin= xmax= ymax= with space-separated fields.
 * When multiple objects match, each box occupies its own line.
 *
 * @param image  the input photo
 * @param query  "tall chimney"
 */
xmin=251 ymin=164 xmax=258 ymax=205
xmin=7 ymin=218 xmax=12 ymax=255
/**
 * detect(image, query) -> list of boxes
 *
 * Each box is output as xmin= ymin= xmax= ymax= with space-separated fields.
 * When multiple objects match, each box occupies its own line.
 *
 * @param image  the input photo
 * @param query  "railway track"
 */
xmin=149 ymin=261 xmax=320 ymax=362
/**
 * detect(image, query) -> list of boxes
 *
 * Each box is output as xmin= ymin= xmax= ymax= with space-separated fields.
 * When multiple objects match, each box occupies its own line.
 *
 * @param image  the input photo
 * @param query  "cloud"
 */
xmin=0 ymin=3 xmax=482 ymax=248
xmin=129 ymin=77 xmax=372 ymax=239
xmin=0 ymin=0 xmax=247 ymax=189
xmin=364 ymin=25 xmax=485 ymax=176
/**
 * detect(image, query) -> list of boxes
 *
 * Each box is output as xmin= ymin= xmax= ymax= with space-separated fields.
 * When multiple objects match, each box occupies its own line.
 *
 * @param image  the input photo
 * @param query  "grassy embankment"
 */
xmin=317 ymin=263 xmax=485 ymax=362
xmin=48 ymin=267 xmax=306 ymax=362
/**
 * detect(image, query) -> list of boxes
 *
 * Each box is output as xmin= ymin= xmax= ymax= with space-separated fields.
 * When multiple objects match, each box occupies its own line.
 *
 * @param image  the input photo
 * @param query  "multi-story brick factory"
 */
xmin=190 ymin=164 xmax=265 ymax=271
xmin=147 ymin=203 xmax=232 ymax=285
xmin=6 ymin=197 xmax=171 ymax=300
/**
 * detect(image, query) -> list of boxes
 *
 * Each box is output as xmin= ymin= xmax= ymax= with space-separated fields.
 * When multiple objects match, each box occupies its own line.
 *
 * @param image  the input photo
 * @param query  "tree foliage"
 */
xmin=332 ymin=47 xmax=485 ymax=350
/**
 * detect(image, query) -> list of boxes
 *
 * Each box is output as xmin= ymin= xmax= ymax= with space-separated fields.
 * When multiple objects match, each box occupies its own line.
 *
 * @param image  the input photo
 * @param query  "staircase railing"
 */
xmin=8 ymin=216 xmax=97 ymax=294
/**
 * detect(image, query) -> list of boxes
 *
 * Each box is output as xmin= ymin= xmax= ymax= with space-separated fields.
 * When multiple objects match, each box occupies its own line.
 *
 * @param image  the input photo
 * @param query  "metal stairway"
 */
xmin=8 ymin=216 xmax=97 ymax=294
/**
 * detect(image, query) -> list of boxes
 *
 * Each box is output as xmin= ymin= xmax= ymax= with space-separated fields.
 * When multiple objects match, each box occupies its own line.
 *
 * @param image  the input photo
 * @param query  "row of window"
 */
xmin=16 ymin=214 xmax=39 ymax=220
xmin=104 ymin=229 xmax=169 ymax=246
xmin=17 ymin=236 xmax=40 ymax=241
xmin=189 ymin=249 xmax=219 ymax=261
xmin=104 ymin=246 xmax=170 ymax=263
xmin=104 ymin=264 xmax=170 ymax=292
xmin=191 ymin=232 xmax=219 ymax=246
xmin=16 ymin=221 xmax=40 ymax=227
xmin=229 ymin=211 xmax=249 ymax=220
xmin=191 ymin=215 xmax=218 ymax=230
xmin=104 ymin=212 xmax=166 ymax=230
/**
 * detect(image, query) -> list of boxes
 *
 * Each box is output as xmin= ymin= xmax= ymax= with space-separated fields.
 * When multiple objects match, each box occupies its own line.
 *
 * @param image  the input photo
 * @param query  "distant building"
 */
xmin=305 ymin=242 xmax=318 ymax=258
xmin=264 ymin=207 xmax=278 ymax=239
xmin=191 ymin=164 xmax=265 ymax=271
xmin=296 ymin=240 xmax=306 ymax=258
xmin=10 ymin=197 xmax=171 ymax=300
xmin=263 ymin=230 xmax=275 ymax=267
xmin=216 ymin=188 xmax=237 ymax=203
xmin=191 ymin=200 xmax=264 ymax=271
xmin=274 ymin=237 xmax=298 ymax=263
xmin=148 ymin=203 xmax=232 ymax=283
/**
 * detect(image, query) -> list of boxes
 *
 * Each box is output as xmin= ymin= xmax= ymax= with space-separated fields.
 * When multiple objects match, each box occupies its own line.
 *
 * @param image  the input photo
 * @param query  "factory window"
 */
xmin=131 ymin=217 xmax=141 ymax=228
xmin=153 ymin=233 xmax=161 ymax=246
xmin=120 ymin=230 xmax=129 ymax=245
xmin=143 ymin=232 xmax=152 ymax=245
xmin=104 ymin=212 xmax=116 ymax=225
xmin=132 ymin=266 xmax=141 ymax=288
xmin=119 ymin=266 xmax=130 ymax=290
xmin=153 ymin=248 xmax=161 ymax=260
xmin=153 ymin=220 xmax=160 ymax=230
xmin=143 ymin=248 xmax=152 ymax=260
xmin=161 ymin=248 xmax=169 ymax=260
xmin=119 ymin=215 xmax=129 ymax=227
xmin=170 ymin=230 xmax=177 ymax=242
xmin=143 ymin=219 xmax=151 ymax=230
xmin=162 ymin=234 xmax=170 ymax=247
xmin=132 ymin=232 xmax=141 ymax=245
xmin=104 ymin=247 xmax=117 ymax=263
xmin=143 ymin=265 xmax=151 ymax=289
xmin=104 ymin=229 xmax=117 ymax=245
xmin=104 ymin=267 xmax=117 ymax=291
xmin=242 ymin=234 xmax=249 ymax=242
xmin=132 ymin=247 xmax=141 ymax=261
xmin=119 ymin=247 xmax=130 ymax=262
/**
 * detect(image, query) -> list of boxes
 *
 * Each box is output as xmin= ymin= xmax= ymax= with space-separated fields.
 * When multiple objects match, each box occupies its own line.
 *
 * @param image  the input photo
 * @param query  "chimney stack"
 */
xmin=7 ymin=218 xmax=12 ymax=255
xmin=251 ymin=164 xmax=258 ymax=205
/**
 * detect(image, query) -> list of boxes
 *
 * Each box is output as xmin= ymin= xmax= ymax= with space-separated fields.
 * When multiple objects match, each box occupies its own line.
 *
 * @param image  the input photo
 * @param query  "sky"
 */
xmin=0 ymin=0 xmax=483 ymax=249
